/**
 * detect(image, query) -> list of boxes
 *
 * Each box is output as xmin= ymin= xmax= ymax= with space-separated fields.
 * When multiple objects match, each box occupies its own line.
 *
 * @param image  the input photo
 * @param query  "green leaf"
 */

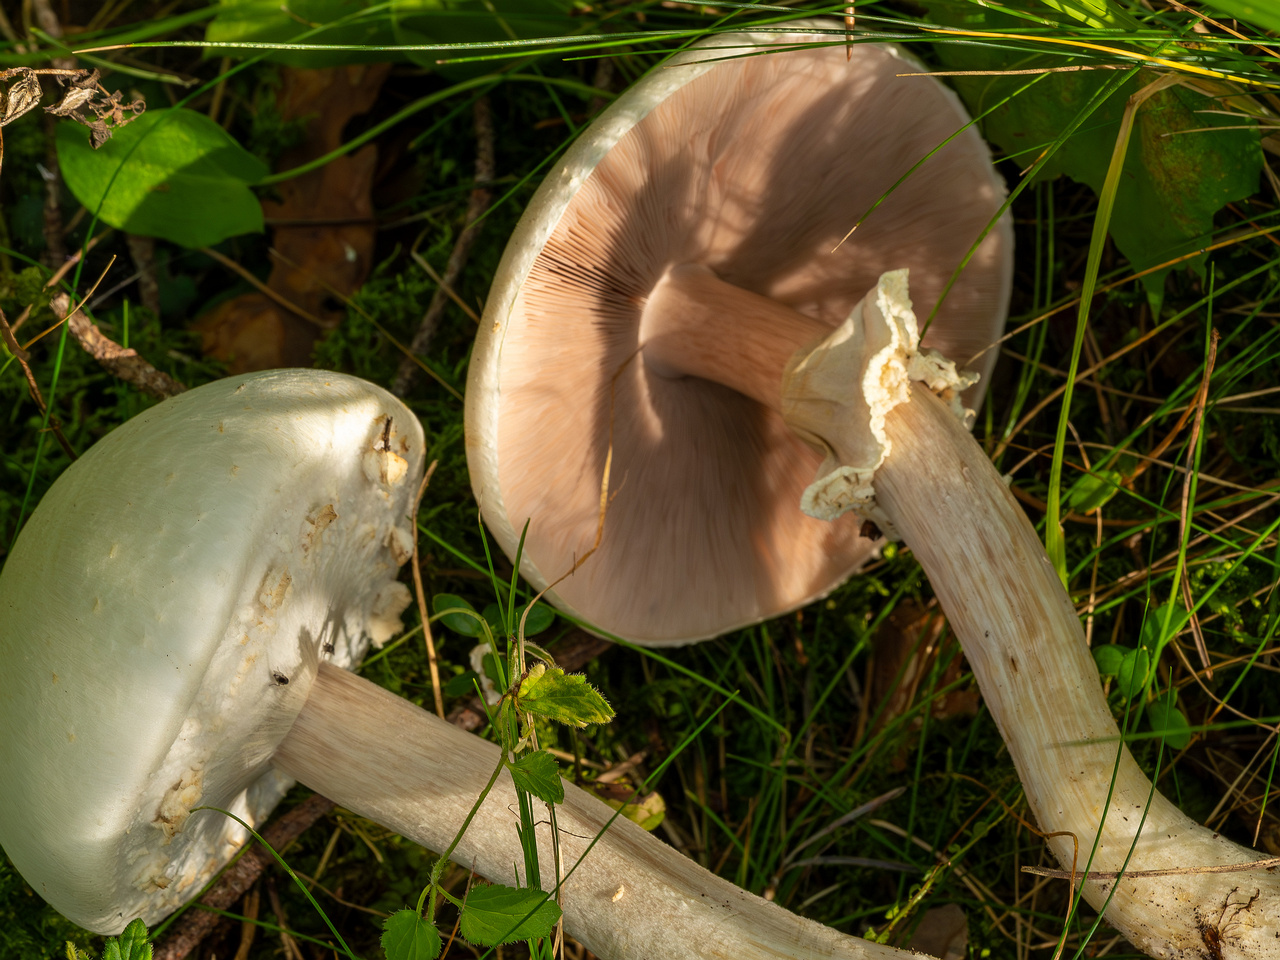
xmin=921 ymin=0 xmax=1261 ymax=304
xmin=1093 ymin=644 xmax=1130 ymax=678
xmin=1147 ymin=694 xmax=1192 ymax=750
xmin=509 ymin=750 xmax=564 ymax=804
xmin=1139 ymin=601 xmax=1190 ymax=654
xmin=1117 ymin=648 xmax=1151 ymax=699
xmin=482 ymin=602 xmax=507 ymax=637
xmin=1201 ymin=0 xmax=1280 ymax=33
xmin=205 ymin=0 xmax=400 ymax=67
xmin=391 ymin=0 xmax=576 ymax=78
xmin=101 ymin=919 xmax=152 ymax=960
xmin=516 ymin=601 xmax=554 ymax=637
xmin=434 ymin=593 xmax=484 ymax=637
xmin=57 ymin=109 xmax=267 ymax=248
xmin=444 ymin=670 xmax=480 ymax=698
xmin=1065 ymin=468 xmax=1124 ymax=514
xmin=601 ymin=790 xmax=667 ymax=831
xmin=1034 ymin=0 xmax=1141 ymax=30
xmin=517 ymin=664 xmax=614 ymax=728
xmin=458 ymin=884 xmax=561 ymax=945
xmin=381 ymin=909 xmax=443 ymax=960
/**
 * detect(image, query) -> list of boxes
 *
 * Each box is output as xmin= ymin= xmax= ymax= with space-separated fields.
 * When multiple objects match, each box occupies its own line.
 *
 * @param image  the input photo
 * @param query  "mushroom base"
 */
xmin=876 ymin=385 xmax=1280 ymax=960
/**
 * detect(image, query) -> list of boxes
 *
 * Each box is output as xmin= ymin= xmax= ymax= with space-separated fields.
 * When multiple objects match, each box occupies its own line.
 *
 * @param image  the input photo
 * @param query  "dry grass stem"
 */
xmin=411 ymin=459 xmax=445 ymax=718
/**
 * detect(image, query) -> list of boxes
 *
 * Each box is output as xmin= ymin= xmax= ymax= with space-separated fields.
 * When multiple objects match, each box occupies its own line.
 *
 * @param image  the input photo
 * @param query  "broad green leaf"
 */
xmin=57 ymin=109 xmax=267 ymax=248
xmin=601 ymin=789 xmax=666 ymax=831
xmin=101 ymin=919 xmax=152 ymax=960
xmin=1092 ymin=644 xmax=1129 ymax=678
xmin=1139 ymin=600 xmax=1190 ymax=654
xmin=1065 ymin=468 xmax=1124 ymax=514
xmin=516 ymin=601 xmax=554 ymax=637
xmin=391 ymin=0 xmax=577 ymax=78
xmin=922 ymin=0 xmax=1261 ymax=304
xmin=459 ymin=884 xmax=561 ymax=945
xmin=1117 ymin=647 xmax=1151 ymax=699
xmin=444 ymin=669 xmax=480 ymax=697
xmin=381 ymin=909 xmax=443 ymax=960
xmin=483 ymin=601 xmax=507 ymax=637
xmin=1202 ymin=0 xmax=1280 ymax=33
xmin=1147 ymin=695 xmax=1192 ymax=750
xmin=205 ymin=0 xmax=399 ymax=67
xmin=518 ymin=664 xmax=614 ymax=727
xmin=434 ymin=593 xmax=484 ymax=636
xmin=509 ymin=750 xmax=564 ymax=804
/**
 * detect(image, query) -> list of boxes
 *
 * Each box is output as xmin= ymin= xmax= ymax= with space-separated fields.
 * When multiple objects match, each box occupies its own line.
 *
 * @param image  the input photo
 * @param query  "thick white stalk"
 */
xmin=875 ymin=385 xmax=1279 ymax=960
xmin=275 ymin=663 xmax=920 ymax=960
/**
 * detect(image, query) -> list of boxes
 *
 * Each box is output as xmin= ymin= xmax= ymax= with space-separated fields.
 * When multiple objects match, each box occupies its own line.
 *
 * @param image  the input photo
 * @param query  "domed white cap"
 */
xmin=0 ymin=369 xmax=423 ymax=933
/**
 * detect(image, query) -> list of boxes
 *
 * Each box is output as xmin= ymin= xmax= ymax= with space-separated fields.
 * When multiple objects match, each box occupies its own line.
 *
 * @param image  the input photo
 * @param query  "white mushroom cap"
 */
xmin=0 ymin=369 xmax=423 ymax=933
xmin=466 ymin=22 xmax=1012 ymax=645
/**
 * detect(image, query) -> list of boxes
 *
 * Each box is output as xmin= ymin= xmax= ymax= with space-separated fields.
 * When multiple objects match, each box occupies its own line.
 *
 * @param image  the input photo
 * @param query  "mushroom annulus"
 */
xmin=0 ymin=368 xmax=929 ymax=960
xmin=465 ymin=22 xmax=1280 ymax=958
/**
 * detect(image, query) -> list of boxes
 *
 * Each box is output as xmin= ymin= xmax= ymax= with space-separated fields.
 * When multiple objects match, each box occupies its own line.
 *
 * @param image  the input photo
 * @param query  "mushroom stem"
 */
xmin=875 ymin=385 xmax=1279 ymax=958
xmin=641 ymin=266 xmax=1280 ymax=953
xmin=641 ymin=262 xmax=825 ymax=410
xmin=274 ymin=662 xmax=917 ymax=960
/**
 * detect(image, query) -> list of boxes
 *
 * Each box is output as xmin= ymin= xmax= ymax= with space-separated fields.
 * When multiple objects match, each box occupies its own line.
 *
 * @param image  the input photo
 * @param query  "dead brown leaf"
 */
xmin=196 ymin=64 xmax=389 ymax=372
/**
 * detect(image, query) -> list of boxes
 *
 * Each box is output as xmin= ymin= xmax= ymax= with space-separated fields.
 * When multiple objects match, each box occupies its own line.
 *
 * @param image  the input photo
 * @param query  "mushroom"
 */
xmin=466 ymin=22 xmax=1012 ymax=644
xmin=0 ymin=368 xmax=924 ymax=960
xmin=465 ymin=22 xmax=1280 ymax=959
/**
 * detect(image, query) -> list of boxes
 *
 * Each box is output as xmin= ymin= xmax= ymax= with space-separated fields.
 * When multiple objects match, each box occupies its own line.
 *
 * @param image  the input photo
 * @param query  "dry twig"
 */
xmin=54 ymin=291 xmax=187 ymax=399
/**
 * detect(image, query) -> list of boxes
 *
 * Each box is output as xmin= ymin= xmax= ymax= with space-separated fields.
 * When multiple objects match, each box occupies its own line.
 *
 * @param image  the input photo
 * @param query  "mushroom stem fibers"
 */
xmin=875 ymin=384 xmax=1280 ymax=960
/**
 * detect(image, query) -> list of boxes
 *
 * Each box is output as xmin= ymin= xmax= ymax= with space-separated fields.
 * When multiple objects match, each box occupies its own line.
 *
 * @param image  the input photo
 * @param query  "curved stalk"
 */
xmin=275 ymin=663 xmax=921 ymax=960
xmin=875 ymin=385 xmax=1279 ymax=959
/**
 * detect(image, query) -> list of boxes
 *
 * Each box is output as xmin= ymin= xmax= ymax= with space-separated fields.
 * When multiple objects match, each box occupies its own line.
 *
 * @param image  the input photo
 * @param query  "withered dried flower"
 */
xmin=44 ymin=69 xmax=145 ymax=148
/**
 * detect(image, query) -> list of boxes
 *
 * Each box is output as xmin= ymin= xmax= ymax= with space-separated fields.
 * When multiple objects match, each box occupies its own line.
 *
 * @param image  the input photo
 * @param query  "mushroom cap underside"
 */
xmin=467 ymin=25 xmax=1013 ymax=644
xmin=0 ymin=369 xmax=423 ymax=933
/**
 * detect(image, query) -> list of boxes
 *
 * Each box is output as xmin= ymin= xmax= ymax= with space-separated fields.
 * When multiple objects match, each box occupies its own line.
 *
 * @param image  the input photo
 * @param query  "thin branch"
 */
xmin=0 ymin=307 xmax=77 ymax=460
xmin=55 ymin=292 xmax=187 ymax=399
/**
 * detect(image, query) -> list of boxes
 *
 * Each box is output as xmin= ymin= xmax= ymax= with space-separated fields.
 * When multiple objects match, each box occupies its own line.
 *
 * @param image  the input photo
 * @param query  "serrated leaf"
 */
xmin=1117 ymin=648 xmax=1151 ymax=699
xmin=57 ymin=109 xmax=267 ymax=248
xmin=1093 ymin=644 xmax=1130 ymax=678
xmin=459 ymin=884 xmax=561 ymax=945
xmin=381 ymin=909 xmax=443 ymax=960
xmin=1065 ymin=468 xmax=1124 ymax=514
xmin=921 ymin=0 xmax=1261 ymax=304
xmin=509 ymin=750 xmax=564 ymax=804
xmin=206 ymin=0 xmax=400 ymax=67
xmin=101 ymin=919 xmax=152 ymax=960
xmin=1147 ymin=695 xmax=1192 ymax=750
xmin=518 ymin=664 xmax=613 ymax=727
xmin=434 ymin=593 xmax=484 ymax=637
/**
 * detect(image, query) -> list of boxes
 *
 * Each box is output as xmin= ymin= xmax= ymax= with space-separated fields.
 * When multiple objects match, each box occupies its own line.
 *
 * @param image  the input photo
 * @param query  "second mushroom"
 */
xmin=467 ymin=22 xmax=1280 ymax=959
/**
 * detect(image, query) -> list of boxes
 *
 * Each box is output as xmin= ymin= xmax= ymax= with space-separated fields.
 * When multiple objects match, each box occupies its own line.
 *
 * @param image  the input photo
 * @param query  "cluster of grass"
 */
xmin=3 ymin=0 xmax=1280 ymax=958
